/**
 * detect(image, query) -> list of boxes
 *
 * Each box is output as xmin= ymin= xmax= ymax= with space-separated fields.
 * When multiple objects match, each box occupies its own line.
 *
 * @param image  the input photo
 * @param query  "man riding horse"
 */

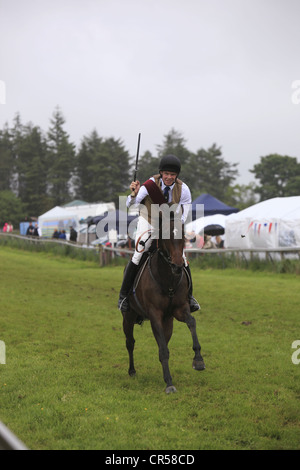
xmin=118 ymin=154 xmax=200 ymax=315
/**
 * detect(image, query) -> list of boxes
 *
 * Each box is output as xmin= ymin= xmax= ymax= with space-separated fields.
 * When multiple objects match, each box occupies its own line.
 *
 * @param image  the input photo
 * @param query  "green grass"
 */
xmin=0 ymin=246 xmax=300 ymax=450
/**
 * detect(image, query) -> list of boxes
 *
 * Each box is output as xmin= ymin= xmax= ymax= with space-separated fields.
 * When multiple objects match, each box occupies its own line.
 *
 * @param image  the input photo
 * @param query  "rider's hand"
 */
xmin=130 ymin=180 xmax=140 ymax=197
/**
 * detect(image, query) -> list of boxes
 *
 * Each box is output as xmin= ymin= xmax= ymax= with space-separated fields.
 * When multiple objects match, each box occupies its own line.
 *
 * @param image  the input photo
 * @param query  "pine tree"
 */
xmin=136 ymin=150 xmax=159 ymax=184
xmin=0 ymin=190 xmax=25 ymax=226
xmin=75 ymin=130 xmax=130 ymax=204
xmin=10 ymin=113 xmax=24 ymax=195
xmin=47 ymin=107 xmax=76 ymax=206
xmin=102 ymin=137 xmax=131 ymax=203
xmin=188 ymin=144 xmax=239 ymax=200
xmin=0 ymin=123 xmax=13 ymax=191
xmin=157 ymin=128 xmax=193 ymax=187
xmin=17 ymin=123 xmax=50 ymax=216
xmin=75 ymin=130 xmax=103 ymax=202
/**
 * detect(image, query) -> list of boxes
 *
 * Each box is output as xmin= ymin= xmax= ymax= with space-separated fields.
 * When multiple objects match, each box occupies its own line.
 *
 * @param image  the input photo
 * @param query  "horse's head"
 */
xmin=157 ymin=215 xmax=185 ymax=270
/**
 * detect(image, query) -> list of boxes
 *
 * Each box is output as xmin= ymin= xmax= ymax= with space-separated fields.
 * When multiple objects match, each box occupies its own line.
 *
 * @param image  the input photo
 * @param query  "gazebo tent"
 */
xmin=38 ymin=201 xmax=116 ymax=238
xmin=63 ymin=201 xmax=115 ymax=223
xmin=191 ymin=193 xmax=239 ymax=219
xmin=38 ymin=206 xmax=79 ymax=238
xmin=225 ymin=196 xmax=300 ymax=249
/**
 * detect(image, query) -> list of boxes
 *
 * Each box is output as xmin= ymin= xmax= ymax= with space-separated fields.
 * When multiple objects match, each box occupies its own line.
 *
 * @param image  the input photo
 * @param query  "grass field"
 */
xmin=0 ymin=246 xmax=300 ymax=450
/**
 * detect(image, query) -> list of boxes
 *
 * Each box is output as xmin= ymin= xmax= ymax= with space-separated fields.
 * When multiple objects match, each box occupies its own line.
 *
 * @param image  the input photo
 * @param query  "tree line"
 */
xmin=0 ymin=107 xmax=299 ymax=226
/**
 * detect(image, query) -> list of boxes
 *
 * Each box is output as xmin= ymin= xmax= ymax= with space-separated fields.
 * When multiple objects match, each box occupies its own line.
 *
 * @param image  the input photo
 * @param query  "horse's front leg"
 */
xmin=185 ymin=313 xmax=205 ymax=371
xmin=150 ymin=316 xmax=176 ymax=394
xmin=123 ymin=314 xmax=136 ymax=377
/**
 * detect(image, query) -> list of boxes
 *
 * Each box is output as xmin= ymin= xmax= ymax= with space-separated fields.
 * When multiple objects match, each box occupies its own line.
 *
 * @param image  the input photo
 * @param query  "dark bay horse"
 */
xmin=122 ymin=217 xmax=205 ymax=393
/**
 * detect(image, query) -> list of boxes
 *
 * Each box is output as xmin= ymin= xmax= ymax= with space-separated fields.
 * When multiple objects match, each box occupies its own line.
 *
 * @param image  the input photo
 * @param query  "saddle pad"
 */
xmin=133 ymin=256 xmax=150 ymax=293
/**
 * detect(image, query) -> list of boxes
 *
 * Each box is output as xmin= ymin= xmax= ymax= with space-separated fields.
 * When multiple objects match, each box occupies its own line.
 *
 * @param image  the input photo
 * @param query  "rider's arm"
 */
xmin=126 ymin=184 xmax=150 ymax=208
xmin=179 ymin=183 xmax=192 ymax=223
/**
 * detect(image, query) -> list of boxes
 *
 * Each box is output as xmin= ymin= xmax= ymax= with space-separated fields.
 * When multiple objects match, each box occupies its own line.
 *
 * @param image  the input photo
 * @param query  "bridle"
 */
xmin=148 ymin=226 xmax=185 ymax=299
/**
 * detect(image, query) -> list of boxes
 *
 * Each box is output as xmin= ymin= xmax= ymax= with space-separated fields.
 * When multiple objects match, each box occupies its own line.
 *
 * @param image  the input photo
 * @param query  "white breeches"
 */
xmin=132 ymin=217 xmax=154 ymax=265
xmin=131 ymin=216 xmax=188 ymax=267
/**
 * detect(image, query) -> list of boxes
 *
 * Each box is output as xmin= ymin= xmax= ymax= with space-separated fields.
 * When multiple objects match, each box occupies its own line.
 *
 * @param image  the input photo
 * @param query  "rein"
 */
xmin=149 ymin=248 xmax=184 ymax=299
xmin=135 ymin=230 xmax=154 ymax=253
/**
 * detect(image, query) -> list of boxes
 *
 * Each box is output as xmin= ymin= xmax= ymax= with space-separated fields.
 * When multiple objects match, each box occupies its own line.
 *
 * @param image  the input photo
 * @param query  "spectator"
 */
xmin=59 ymin=230 xmax=66 ymax=240
xmin=185 ymin=231 xmax=204 ymax=249
xmin=215 ymin=235 xmax=224 ymax=248
xmin=52 ymin=229 xmax=60 ymax=239
xmin=26 ymin=222 xmax=35 ymax=237
xmin=6 ymin=222 xmax=13 ymax=232
xmin=203 ymin=234 xmax=216 ymax=249
xmin=69 ymin=226 xmax=77 ymax=243
xmin=33 ymin=223 xmax=40 ymax=237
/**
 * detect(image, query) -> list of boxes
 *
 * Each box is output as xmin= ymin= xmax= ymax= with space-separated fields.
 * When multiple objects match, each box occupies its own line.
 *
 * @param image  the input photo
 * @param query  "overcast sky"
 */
xmin=1 ymin=0 xmax=300 ymax=185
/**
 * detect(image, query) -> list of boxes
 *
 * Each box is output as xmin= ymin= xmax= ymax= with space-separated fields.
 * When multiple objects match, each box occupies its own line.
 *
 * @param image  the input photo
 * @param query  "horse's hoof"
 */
xmin=165 ymin=385 xmax=177 ymax=394
xmin=128 ymin=370 xmax=136 ymax=377
xmin=193 ymin=360 xmax=205 ymax=371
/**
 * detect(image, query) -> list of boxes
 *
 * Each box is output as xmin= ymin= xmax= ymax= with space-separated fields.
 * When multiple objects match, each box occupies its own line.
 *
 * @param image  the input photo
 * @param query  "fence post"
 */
xmin=99 ymin=245 xmax=103 ymax=267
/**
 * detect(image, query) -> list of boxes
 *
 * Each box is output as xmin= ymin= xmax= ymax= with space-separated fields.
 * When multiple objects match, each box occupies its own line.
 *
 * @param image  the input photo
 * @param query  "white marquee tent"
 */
xmin=38 ymin=206 xmax=79 ymax=238
xmin=38 ymin=201 xmax=115 ymax=238
xmin=185 ymin=213 xmax=227 ymax=235
xmin=225 ymin=196 xmax=300 ymax=249
xmin=63 ymin=201 xmax=115 ymax=223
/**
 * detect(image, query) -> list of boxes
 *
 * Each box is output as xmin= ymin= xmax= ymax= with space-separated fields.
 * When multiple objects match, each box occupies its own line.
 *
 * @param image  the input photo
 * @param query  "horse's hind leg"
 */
xmin=186 ymin=313 xmax=205 ymax=371
xmin=123 ymin=315 xmax=136 ymax=377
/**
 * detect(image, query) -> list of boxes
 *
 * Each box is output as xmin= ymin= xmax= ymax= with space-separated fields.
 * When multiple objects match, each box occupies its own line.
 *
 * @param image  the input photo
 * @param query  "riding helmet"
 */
xmin=159 ymin=154 xmax=181 ymax=175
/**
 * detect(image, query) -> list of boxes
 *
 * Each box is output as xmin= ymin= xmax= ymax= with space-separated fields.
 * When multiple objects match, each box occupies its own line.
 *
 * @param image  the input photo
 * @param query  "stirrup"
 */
xmin=189 ymin=296 xmax=201 ymax=312
xmin=118 ymin=296 xmax=129 ymax=313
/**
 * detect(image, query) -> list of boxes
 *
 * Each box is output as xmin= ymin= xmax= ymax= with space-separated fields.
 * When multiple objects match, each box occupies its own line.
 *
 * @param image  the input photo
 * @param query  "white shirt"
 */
xmin=126 ymin=177 xmax=192 ymax=222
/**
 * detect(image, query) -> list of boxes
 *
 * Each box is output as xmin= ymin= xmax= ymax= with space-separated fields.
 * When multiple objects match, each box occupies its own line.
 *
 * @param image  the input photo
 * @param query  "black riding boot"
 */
xmin=185 ymin=264 xmax=201 ymax=312
xmin=118 ymin=261 xmax=139 ymax=313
